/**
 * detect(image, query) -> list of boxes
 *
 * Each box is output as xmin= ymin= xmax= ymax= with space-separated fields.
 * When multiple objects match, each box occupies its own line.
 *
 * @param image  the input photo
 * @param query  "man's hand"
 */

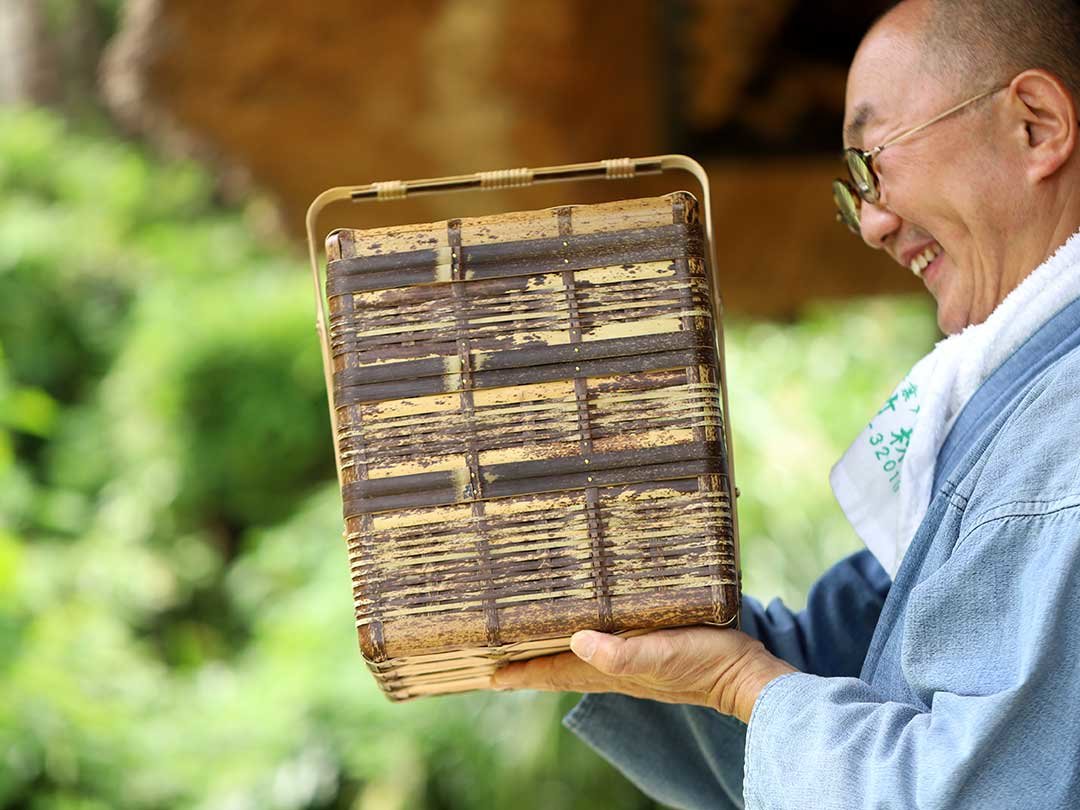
xmin=489 ymin=626 xmax=798 ymax=724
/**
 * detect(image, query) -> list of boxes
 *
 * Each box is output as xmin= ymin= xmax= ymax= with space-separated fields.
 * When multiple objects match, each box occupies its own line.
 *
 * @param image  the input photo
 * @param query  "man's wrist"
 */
xmin=713 ymin=647 xmax=799 ymax=724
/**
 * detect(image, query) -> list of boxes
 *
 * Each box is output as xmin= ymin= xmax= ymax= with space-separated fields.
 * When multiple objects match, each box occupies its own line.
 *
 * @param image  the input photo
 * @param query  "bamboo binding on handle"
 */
xmin=304 ymin=156 xmax=742 ymax=690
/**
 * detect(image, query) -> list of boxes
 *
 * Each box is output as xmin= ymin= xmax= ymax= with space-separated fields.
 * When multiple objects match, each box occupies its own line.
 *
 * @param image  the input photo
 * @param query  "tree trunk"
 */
xmin=0 ymin=0 xmax=58 ymax=105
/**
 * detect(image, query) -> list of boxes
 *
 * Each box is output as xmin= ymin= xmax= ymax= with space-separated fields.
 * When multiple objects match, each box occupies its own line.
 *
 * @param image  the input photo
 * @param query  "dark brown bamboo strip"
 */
xmin=344 ymin=441 xmax=724 ymax=503
xmin=337 ymin=294 xmax=387 ymax=661
xmin=447 ymin=219 xmax=502 ymax=648
xmin=328 ymin=223 xmax=697 ymax=277
xmin=333 ymin=268 xmax=690 ymax=320
xmin=460 ymin=225 xmax=702 ymax=274
xmin=332 ymin=347 xmax=715 ymax=404
xmin=482 ymin=440 xmax=724 ymax=484
xmin=671 ymin=193 xmax=724 ymax=624
xmin=327 ymin=265 xmax=442 ymax=296
xmin=330 ymin=331 xmax=701 ymax=388
xmin=344 ymin=463 xmax=726 ymax=517
xmin=560 ymin=206 xmax=615 ymax=633
xmin=476 ymin=460 xmax=725 ymax=502
xmin=330 ymin=246 xmax=444 ymax=275
xmin=326 ymin=225 xmax=703 ymax=295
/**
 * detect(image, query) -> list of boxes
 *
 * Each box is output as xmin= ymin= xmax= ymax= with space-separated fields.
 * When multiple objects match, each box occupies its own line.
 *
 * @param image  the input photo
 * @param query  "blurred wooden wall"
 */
xmin=99 ymin=0 xmax=917 ymax=317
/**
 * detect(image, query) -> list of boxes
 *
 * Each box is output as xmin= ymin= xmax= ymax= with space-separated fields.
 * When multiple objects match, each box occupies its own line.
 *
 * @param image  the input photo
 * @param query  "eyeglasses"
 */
xmin=832 ymin=84 xmax=1006 ymax=234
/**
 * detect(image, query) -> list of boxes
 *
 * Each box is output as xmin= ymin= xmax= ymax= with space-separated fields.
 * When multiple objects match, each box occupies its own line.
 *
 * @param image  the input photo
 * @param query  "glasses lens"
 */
xmin=844 ymin=149 xmax=879 ymax=203
xmin=832 ymin=179 xmax=861 ymax=235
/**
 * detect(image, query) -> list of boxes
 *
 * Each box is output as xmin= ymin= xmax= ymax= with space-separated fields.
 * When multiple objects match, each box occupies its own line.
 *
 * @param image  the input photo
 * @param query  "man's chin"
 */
xmin=935 ymin=298 xmax=977 ymax=335
xmin=933 ymin=291 xmax=965 ymax=335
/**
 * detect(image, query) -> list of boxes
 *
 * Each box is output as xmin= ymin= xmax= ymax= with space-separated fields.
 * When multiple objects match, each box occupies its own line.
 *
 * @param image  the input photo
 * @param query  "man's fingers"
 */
xmin=490 ymin=650 xmax=607 ymax=692
xmin=570 ymin=630 xmax=659 ymax=677
xmin=489 ymin=630 xmax=682 ymax=691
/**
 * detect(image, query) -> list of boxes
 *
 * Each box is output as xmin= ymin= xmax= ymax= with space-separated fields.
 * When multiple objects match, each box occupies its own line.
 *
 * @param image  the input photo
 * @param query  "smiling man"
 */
xmin=836 ymin=0 xmax=1080 ymax=336
xmin=491 ymin=1 xmax=1080 ymax=808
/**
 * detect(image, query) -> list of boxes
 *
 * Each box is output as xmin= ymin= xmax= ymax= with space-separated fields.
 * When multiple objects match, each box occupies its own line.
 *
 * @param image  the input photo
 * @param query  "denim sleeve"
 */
xmin=561 ymin=549 xmax=891 ymax=810
xmin=744 ymin=505 xmax=1080 ymax=810
xmin=740 ymin=547 xmax=890 ymax=676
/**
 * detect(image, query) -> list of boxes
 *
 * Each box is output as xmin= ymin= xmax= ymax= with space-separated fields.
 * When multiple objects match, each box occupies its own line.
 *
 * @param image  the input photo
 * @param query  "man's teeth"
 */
xmin=909 ymin=243 xmax=943 ymax=278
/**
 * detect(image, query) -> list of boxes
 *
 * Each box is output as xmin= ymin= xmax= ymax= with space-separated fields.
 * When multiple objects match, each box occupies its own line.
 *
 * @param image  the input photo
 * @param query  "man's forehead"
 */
xmin=843 ymin=23 xmax=927 ymax=147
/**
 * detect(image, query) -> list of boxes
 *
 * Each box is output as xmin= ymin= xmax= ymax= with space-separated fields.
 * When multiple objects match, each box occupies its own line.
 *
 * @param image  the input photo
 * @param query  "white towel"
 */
xmin=830 ymin=228 xmax=1080 ymax=578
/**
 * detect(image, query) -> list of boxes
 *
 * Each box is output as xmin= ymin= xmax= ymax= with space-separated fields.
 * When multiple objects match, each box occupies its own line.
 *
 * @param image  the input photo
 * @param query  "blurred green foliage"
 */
xmin=0 ymin=106 xmax=937 ymax=808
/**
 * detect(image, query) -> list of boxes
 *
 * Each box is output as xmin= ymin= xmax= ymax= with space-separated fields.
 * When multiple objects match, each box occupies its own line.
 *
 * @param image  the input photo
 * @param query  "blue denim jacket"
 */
xmin=563 ymin=297 xmax=1080 ymax=809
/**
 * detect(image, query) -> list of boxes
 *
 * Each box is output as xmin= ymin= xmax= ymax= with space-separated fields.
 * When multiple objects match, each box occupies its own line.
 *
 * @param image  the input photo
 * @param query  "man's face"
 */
xmin=843 ymin=14 xmax=1018 ymax=334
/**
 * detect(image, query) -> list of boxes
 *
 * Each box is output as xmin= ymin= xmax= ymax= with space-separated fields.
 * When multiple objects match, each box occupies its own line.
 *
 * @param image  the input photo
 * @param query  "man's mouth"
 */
xmin=909 ymin=241 xmax=944 ymax=279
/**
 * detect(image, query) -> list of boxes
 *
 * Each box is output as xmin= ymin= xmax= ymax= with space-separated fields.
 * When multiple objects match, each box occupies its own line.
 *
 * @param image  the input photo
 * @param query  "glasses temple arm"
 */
xmin=874 ymin=84 xmax=1006 ymax=155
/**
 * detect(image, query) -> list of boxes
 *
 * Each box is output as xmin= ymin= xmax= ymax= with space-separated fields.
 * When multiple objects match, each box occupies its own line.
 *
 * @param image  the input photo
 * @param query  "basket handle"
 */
xmin=304 ymin=155 xmax=739 ymax=575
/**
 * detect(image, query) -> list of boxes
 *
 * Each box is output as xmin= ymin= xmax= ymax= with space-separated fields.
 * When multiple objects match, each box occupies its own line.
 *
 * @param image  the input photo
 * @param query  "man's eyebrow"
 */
xmin=844 ymin=103 xmax=874 ymax=148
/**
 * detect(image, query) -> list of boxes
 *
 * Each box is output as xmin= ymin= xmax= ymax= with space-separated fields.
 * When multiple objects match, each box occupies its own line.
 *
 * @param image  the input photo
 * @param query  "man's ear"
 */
xmin=1008 ymin=69 xmax=1077 ymax=183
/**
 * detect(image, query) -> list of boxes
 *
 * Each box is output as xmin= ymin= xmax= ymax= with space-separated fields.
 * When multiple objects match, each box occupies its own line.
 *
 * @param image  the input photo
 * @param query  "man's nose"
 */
xmin=858 ymin=200 xmax=902 ymax=249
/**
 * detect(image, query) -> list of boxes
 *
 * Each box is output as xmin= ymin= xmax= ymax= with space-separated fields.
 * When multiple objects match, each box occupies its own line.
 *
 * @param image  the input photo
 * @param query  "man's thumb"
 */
xmin=570 ymin=630 xmax=636 ymax=675
xmin=569 ymin=630 xmax=600 ymax=661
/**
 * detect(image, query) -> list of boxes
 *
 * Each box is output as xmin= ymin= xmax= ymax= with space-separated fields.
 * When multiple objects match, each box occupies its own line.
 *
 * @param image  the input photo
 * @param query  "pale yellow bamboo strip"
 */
xmin=364 ymin=629 xmax=654 ymax=671
xmin=334 ymin=306 xmax=708 ymax=341
xmin=347 ymin=262 xmax=685 ymax=311
xmin=346 ymin=491 xmax=732 ymax=547
xmin=354 ymin=420 xmax=726 ymax=453
xmin=606 ymin=574 xmax=738 ymax=595
xmin=349 ymin=390 xmax=723 ymax=435
xmin=349 ymin=520 xmax=732 ymax=563
xmin=358 ymin=588 xmax=596 ymax=619
xmin=355 ymin=574 xmax=738 ymax=622
xmin=353 ymin=284 xmax=704 ymax=323
xmin=350 ymin=394 xmax=715 ymax=433
xmin=354 ymin=513 xmax=592 ymax=544
xmin=350 ymin=518 xmax=733 ymax=565
xmin=333 ymin=305 xmax=710 ymax=340
xmin=361 ymin=545 xmax=736 ymax=583
xmin=358 ymin=391 xmax=722 ymax=429
xmin=352 ymin=536 xmax=595 ymax=569
xmin=354 ymin=501 xmax=734 ymax=552
xmin=342 ymin=278 xmax=708 ymax=320
xmin=359 ymin=543 xmax=734 ymax=584
xmin=356 ymin=506 xmax=591 ymax=536
xmin=348 ymin=423 xmax=720 ymax=457
xmin=462 ymin=298 xmax=691 ymax=326
xmin=356 ymin=542 xmax=596 ymax=571
xmin=354 ymin=557 xmax=734 ymax=604
xmin=357 ymin=554 xmax=735 ymax=604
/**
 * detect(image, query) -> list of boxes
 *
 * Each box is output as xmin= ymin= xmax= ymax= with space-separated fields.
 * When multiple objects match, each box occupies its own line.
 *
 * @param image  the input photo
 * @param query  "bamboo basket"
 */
xmin=306 ymin=156 xmax=740 ymax=701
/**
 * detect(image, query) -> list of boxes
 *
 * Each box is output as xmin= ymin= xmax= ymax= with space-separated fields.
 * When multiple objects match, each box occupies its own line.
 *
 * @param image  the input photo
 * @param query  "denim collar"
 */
xmin=933 ymin=293 xmax=1080 ymax=493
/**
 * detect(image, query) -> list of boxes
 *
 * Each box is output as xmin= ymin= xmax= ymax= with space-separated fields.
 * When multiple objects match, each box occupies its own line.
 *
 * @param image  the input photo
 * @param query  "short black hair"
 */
xmin=922 ymin=0 xmax=1080 ymax=101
